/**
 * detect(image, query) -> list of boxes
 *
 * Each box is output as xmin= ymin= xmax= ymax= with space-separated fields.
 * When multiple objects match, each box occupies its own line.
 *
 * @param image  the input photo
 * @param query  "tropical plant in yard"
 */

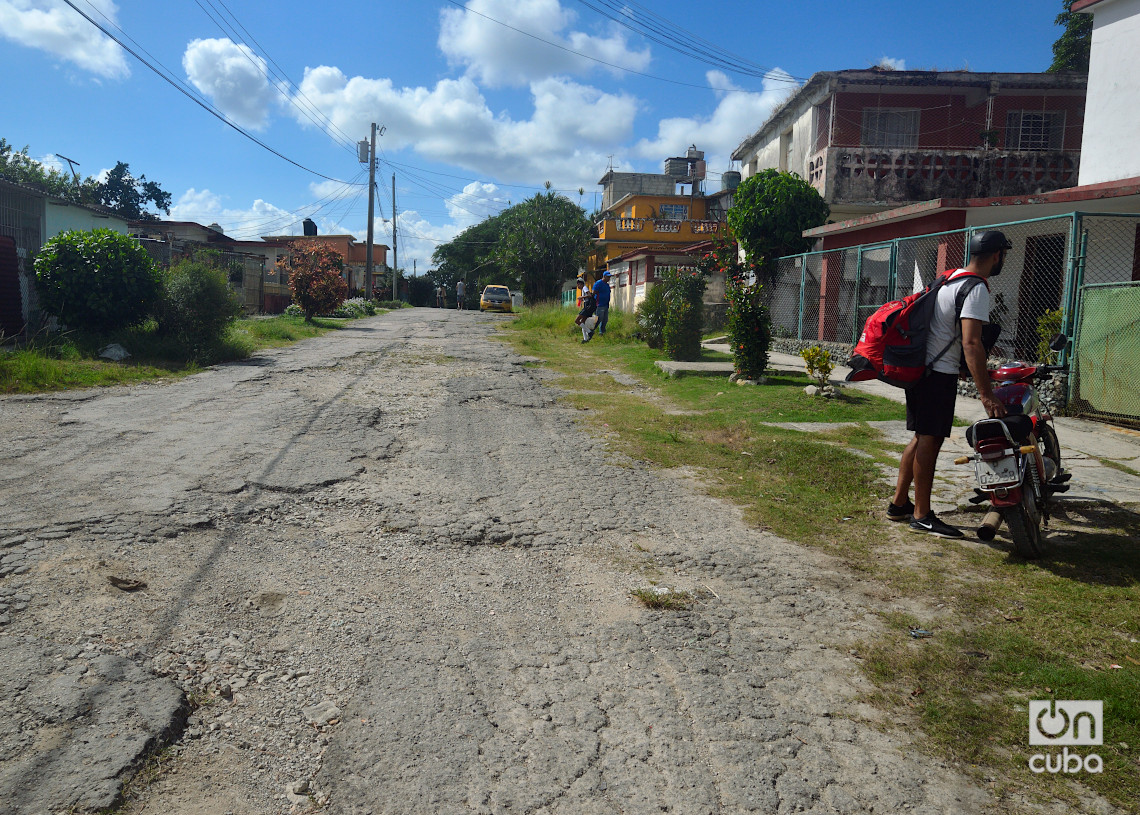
xmin=725 ymin=279 xmax=770 ymax=380
xmin=280 ymin=242 xmax=348 ymax=321
xmin=697 ymin=231 xmax=770 ymax=380
xmin=155 ymin=258 xmax=243 ymax=361
xmin=635 ymin=283 xmax=668 ymax=350
xmin=660 ymin=267 xmax=706 ymax=361
xmin=34 ymin=228 xmax=162 ymax=332
xmin=726 ymin=169 xmax=829 ymax=294
xmin=800 ymin=345 xmax=834 ymax=389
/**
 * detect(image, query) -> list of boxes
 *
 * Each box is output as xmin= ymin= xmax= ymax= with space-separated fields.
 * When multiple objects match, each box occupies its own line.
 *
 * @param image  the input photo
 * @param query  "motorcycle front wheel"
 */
xmin=1003 ymin=484 xmax=1045 ymax=559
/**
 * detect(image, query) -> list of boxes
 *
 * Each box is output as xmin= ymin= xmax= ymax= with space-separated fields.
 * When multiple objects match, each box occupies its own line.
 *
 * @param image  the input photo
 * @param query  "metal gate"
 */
xmin=1069 ymin=281 xmax=1140 ymax=427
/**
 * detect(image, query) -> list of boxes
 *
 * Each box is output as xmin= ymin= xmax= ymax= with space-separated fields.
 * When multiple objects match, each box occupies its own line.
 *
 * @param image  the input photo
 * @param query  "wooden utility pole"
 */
xmin=391 ymin=173 xmax=398 ymax=301
xmin=365 ymin=123 xmax=377 ymax=300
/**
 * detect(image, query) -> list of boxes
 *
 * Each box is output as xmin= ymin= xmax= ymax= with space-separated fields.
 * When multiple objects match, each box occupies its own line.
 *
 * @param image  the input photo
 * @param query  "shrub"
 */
xmin=155 ymin=259 xmax=242 ymax=361
xmin=726 ymin=280 xmax=770 ymax=380
xmin=800 ymin=344 xmax=834 ymax=388
xmin=284 ymin=303 xmax=304 ymax=317
xmin=34 ymin=228 xmax=161 ymax=332
xmin=1035 ymin=307 xmax=1064 ymax=363
xmin=331 ymin=297 xmax=376 ymax=318
xmin=280 ymin=243 xmax=348 ymax=321
xmin=635 ymin=281 xmax=668 ymax=349
xmin=661 ymin=267 xmax=706 ymax=361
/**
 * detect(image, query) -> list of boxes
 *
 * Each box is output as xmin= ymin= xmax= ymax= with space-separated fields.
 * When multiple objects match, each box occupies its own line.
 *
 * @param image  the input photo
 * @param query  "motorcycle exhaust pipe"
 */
xmin=977 ymin=510 xmax=1002 ymax=541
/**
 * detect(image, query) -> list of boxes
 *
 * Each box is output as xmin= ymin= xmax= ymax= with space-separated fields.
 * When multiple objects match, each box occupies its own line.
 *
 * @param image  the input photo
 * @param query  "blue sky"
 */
xmin=2 ymin=0 xmax=1066 ymax=272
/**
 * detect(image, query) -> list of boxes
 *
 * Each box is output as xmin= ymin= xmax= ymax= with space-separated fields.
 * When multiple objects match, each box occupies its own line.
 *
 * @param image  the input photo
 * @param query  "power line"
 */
xmin=439 ymin=0 xmax=798 ymax=93
xmin=62 ymin=0 xmax=363 ymax=186
xmin=574 ymin=0 xmax=798 ymax=81
xmin=189 ymin=0 xmax=361 ymax=157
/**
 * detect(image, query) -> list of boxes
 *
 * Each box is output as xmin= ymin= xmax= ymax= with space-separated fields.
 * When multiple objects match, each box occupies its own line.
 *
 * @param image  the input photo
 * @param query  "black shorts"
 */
xmin=905 ymin=372 xmax=958 ymax=438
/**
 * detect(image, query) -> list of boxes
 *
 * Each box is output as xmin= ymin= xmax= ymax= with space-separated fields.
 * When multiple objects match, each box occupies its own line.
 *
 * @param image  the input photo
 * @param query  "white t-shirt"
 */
xmin=925 ymin=271 xmax=990 ymax=374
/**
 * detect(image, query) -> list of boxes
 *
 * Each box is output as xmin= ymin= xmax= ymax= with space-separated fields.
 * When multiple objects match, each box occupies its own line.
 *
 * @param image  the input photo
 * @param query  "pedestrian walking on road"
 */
xmin=574 ymin=277 xmax=597 ymax=342
xmin=592 ymin=271 xmax=612 ymax=336
xmin=456 ymin=279 xmax=466 ymax=310
xmin=436 ymin=284 xmax=446 ymax=308
xmin=889 ymin=230 xmax=1010 ymax=539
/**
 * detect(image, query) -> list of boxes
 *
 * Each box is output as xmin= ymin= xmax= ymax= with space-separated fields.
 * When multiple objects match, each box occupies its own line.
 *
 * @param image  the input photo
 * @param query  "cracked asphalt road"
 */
xmin=0 ymin=308 xmax=995 ymax=814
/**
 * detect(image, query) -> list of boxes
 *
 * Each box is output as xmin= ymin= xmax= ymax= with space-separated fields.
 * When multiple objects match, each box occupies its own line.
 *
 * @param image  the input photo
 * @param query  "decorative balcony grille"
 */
xmin=812 ymin=147 xmax=1080 ymax=202
xmin=653 ymin=220 xmax=681 ymax=233
xmin=691 ymin=221 xmax=720 ymax=234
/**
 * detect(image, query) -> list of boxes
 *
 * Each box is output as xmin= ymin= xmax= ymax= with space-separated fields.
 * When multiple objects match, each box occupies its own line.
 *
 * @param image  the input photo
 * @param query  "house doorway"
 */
xmin=1016 ymin=233 xmax=1066 ymax=360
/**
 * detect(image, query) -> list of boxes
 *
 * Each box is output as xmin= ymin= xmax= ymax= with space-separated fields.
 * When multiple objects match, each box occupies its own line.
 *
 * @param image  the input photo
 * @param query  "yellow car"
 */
xmin=479 ymin=285 xmax=513 ymax=313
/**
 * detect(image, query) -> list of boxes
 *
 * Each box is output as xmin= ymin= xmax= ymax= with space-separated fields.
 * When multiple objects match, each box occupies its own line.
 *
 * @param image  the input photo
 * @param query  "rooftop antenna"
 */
xmin=56 ymin=154 xmax=81 ymax=186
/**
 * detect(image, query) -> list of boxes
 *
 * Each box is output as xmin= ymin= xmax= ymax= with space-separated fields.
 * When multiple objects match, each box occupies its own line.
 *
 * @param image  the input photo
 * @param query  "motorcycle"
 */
xmin=954 ymin=334 xmax=1071 ymax=558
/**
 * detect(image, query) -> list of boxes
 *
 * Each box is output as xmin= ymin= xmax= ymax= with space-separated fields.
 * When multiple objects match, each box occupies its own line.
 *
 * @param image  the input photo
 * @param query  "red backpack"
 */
xmin=846 ymin=269 xmax=987 ymax=388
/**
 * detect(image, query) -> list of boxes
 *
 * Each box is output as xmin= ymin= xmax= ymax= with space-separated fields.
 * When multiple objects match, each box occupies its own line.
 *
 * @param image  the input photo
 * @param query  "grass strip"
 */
xmin=1 ymin=314 xmax=371 ymax=393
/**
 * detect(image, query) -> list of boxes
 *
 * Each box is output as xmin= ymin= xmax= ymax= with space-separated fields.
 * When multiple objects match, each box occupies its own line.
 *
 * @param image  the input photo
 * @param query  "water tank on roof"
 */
xmin=303 ymin=218 xmax=317 ymax=236
xmin=721 ymin=171 xmax=741 ymax=191
xmin=664 ymin=158 xmax=689 ymax=178
xmin=686 ymin=146 xmax=704 ymax=161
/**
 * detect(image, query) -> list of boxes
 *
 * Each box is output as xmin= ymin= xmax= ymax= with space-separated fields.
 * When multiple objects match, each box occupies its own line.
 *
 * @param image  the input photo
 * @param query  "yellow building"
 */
xmin=587 ymin=151 xmax=734 ymax=312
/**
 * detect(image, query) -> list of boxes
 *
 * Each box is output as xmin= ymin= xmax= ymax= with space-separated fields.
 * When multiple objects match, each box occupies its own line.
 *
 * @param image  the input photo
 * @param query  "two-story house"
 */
xmin=732 ymin=68 xmax=1088 ymax=224
xmin=590 ymin=148 xmax=735 ymax=313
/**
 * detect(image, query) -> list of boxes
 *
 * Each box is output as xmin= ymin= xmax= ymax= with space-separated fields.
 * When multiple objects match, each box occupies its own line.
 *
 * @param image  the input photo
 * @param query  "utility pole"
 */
xmin=361 ymin=124 xmax=378 ymax=300
xmin=391 ymin=173 xmax=398 ymax=302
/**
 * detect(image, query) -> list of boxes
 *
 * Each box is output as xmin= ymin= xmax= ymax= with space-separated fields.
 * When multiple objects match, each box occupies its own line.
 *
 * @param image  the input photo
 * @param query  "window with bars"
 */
xmin=658 ymin=204 xmax=688 ymax=221
xmin=1005 ymin=110 xmax=1065 ymax=151
xmin=860 ymin=108 xmax=920 ymax=148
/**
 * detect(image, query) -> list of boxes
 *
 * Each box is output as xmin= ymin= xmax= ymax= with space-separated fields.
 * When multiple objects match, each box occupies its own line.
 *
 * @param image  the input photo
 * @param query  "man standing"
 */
xmin=889 ymin=231 xmax=1010 ymax=538
xmin=591 ymin=271 xmax=612 ymax=336
xmin=455 ymin=279 xmax=466 ymax=310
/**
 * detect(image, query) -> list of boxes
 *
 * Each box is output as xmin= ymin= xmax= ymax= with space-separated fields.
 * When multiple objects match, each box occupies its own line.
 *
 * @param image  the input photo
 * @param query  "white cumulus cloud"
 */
xmin=876 ymin=56 xmax=906 ymax=70
xmin=635 ymin=70 xmax=799 ymax=175
xmin=289 ymin=66 xmax=637 ymax=190
xmin=170 ymin=188 xmax=299 ymax=239
xmin=0 ymin=0 xmax=129 ymax=79
xmin=438 ymin=0 xmax=651 ymax=88
xmin=183 ymin=38 xmax=277 ymax=130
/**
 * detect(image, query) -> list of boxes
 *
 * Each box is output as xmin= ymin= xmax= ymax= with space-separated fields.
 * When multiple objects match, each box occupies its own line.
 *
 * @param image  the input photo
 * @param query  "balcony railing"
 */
xmin=809 ymin=147 xmax=1080 ymax=203
xmin=598 ymin=218 xmax=721 ymax=240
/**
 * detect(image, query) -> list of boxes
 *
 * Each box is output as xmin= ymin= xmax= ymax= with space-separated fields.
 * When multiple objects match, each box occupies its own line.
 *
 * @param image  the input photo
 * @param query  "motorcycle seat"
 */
xmin=965 ymin=414 xmax=1034 ymax=447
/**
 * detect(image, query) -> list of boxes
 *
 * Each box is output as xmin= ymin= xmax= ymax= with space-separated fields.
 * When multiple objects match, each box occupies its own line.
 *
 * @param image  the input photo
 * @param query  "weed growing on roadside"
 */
xmin=631 ymin=586 xmax=696 ymax=610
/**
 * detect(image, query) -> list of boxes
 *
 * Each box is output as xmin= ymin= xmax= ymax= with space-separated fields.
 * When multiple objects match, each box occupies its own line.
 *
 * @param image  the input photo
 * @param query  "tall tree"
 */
xmin=431 ymin=214 xmax=505 ymax=292
xmin=0 ymin=140 xmax=171 ymax=220
xmin=93 ymin=161 xmax=172 ymax=221
xmin=1049 ymin=0 xmax=1092 ymax=73
xmin=493 ymin=192 xmax=592 ymax=301
xmin=0 ymin=139 xmax=82 ymax=199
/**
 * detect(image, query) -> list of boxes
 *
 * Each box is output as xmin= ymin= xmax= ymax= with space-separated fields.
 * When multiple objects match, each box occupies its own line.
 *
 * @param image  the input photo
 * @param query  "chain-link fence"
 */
xmin=133 ymin=237 xmax=266 ymax=313
xmin=772 ymin=212 xmax=1140 ymax=424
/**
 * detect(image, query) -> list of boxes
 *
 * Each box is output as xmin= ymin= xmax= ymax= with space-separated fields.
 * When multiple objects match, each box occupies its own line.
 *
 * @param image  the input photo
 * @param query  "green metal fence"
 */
xmin=1070 ymin=282 xmax=1140 ymax=425
xmin=773 ymin=211 xmax=1140 ymax=424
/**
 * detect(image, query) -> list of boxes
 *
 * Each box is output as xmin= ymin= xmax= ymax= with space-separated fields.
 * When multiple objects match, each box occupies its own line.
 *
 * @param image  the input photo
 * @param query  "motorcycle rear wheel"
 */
xmin=1039 ymin=423 xmax=1062 ymax=481
xmin=1003 ymin=485 xmax=1045 ymax=559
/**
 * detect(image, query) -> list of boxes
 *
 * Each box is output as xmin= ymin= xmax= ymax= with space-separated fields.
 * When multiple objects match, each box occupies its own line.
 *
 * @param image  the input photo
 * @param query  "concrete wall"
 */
xmin=44 ymin=201 xmax=129 ymax=240
xmin=1079 ymin=0 xmax=1140 ymax=184
xmin=740 ymin=106 xmax=816 ymax=180
xmin=601 ymin=173 xmax=677 ymax=211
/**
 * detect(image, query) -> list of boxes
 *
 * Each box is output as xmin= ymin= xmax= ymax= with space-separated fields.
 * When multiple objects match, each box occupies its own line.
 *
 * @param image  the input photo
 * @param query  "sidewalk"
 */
xmin=698 ymin=343 xmax=1140 ymax=514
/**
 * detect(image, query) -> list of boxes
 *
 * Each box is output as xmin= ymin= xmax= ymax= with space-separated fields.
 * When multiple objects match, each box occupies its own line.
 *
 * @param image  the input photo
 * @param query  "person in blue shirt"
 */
xmin=591 ymin=271 xmax=612 ymax=336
